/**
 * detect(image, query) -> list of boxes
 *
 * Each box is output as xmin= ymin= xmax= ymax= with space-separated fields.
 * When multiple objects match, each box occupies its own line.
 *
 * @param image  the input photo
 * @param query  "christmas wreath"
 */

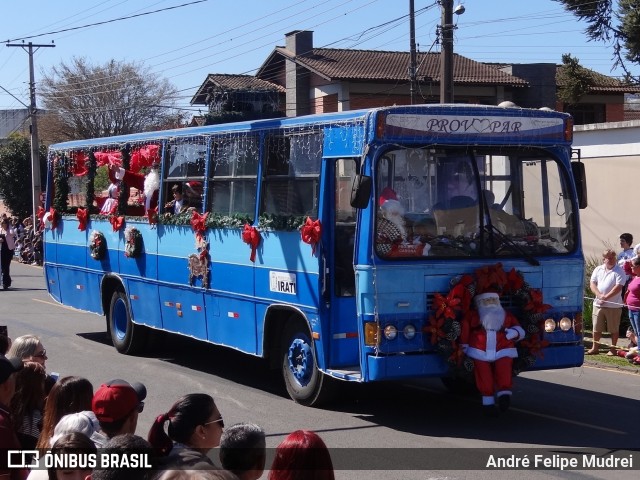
xmin=89 ymin=230 xmax=106 ymax=260
xmin=124 ymin=227 xmax=143 ymax=258
xmin=426 ymin=263 xmax=551 ymax=379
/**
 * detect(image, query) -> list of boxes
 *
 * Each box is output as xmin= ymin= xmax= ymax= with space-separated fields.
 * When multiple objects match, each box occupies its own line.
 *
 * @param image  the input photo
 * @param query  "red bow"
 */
xmin=190 ymin=211 xmax=208 ymax=242
xmin=242 ymin=224 xmax=261 ymax=262
xmin=76 ymin=208 xmax=88 ymax=231
xmin=300 ymin=217 xmax=321 ymax=255
xmin=109 ymin=215 xmax=124 ymax=232
xmin=37 ymin=206 xmax=45 ymax=222
xmin=146 ymin=207 xmax=158 ymax=225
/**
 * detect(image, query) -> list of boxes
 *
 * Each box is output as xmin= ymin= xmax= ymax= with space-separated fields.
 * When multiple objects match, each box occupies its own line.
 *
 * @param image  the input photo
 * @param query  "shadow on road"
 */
xmin=78 ymin=330 xmax=639 ymax=450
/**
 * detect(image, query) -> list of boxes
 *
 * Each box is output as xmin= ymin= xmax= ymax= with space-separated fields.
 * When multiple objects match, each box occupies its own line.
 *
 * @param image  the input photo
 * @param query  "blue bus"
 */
xmin=44 ymin=104 xmax=586 ymax=406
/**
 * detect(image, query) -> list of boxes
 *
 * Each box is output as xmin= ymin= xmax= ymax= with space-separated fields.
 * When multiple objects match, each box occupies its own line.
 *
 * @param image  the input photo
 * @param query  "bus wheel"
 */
xmin=108 ymin=291 xmax=146 ymax=355
xmin=281 ymin=323 xmax=334 ymax=407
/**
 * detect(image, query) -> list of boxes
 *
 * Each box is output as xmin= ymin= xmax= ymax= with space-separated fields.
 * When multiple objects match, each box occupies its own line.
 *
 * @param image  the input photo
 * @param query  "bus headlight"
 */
xmin=559 ymin=317 xmax=573 ymax=331
xmin=403 ymin=324 xmax=416 ymax=340
xmin=544 ymin=318 xmax=556 ymax=332
xmin=383 ymin=325 xmax=398 ymax=340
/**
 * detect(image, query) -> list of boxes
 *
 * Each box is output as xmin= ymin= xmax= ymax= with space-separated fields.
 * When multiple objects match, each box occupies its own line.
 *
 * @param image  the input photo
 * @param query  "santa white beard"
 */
xmin=144 ymin=169 xmax=160 ymax=198
xmin=477 ymin=303 xmax=506 ymax=331
xmin=381 ymin=201 xmax=407 ymax=239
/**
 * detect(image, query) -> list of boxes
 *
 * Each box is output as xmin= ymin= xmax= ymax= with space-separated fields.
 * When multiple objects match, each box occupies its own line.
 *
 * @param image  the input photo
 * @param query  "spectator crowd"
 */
xmin=0 ymin=330 xmax=336 ymax=480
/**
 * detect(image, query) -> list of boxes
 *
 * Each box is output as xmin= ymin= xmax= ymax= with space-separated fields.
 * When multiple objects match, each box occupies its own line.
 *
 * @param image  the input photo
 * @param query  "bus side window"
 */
xmin=208 ymin=135 xmax=258 ymax=218
xmin=261 ymin=133 xmax=322 ymax=217
xmin=165 ymin=139 xmax=208 ymax=213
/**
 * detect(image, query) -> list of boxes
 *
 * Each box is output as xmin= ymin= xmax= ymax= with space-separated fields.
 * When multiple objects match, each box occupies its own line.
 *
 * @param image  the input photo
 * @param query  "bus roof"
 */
xmin=49 ymin=104 xmax=571 ymax=151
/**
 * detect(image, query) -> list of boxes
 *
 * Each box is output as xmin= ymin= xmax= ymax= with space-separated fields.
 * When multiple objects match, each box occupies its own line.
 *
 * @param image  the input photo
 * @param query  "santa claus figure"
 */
xmin=109 ymin=164 xmax=159 ymax=215
xmin=375 ymin=187 xmax=430 ymax=258
xmin=460 ymin=292 xmax=525 ymax=413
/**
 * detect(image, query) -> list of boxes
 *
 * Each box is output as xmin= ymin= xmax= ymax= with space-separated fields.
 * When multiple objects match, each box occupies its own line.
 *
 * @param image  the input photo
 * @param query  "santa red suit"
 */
xmin=113 ymin=166 xmax=159 ymax=215
xmin=460 ymin=292 xmax=525 ymax=409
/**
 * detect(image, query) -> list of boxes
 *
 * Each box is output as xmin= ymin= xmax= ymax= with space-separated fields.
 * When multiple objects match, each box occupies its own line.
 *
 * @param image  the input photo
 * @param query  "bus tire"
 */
xmin=281 ymin=323 xmax=334 ymax=407
xmin=108 ymin=290 xmax=146 ymax=355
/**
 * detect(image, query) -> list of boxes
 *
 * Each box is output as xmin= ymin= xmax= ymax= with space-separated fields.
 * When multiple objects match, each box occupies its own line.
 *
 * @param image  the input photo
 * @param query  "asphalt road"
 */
xmin=3 ymin=261 xmax=640 ymax=479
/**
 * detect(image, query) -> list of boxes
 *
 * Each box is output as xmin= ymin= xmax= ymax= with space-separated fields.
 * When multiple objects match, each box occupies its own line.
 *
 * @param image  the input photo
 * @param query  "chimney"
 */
xmin=284 ymin=30 xmax=313 ymax=117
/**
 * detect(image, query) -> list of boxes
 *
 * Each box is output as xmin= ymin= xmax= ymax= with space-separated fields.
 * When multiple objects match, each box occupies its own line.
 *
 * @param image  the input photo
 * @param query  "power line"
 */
xmin=2 ymin=0 xmax=209 ymax=44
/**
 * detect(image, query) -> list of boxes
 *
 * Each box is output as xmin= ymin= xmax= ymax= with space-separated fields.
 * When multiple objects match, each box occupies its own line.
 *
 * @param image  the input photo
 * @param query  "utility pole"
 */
xmin=439 ymin=0 xmax=454 ymax=103
xmin=6 ymin=41 xmax=55 ymax=232
xmin=409 ymin=0 xmax=418 ymax=105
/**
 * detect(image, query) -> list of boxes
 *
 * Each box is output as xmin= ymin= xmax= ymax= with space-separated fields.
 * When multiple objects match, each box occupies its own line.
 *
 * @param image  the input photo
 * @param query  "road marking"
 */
xmin=508 ymin=407 xmax=624 ymax=434
xmin=32 ymin=298 xmax=83 ymax=312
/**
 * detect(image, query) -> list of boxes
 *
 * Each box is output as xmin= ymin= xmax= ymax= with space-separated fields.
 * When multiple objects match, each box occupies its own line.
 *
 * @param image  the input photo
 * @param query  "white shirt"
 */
xmin=591 ymin=263 xmax=625 ymax=308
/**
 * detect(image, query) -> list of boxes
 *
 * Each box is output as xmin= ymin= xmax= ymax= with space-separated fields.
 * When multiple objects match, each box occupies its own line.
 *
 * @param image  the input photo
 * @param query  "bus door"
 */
xmin=325 ymin=158 xmax=360 ymax=373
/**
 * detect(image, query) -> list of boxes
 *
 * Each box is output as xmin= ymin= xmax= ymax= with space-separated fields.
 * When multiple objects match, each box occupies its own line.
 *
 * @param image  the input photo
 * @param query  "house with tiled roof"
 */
xmin=191 ymin=74 xmax=285 ymax=123
xmin=191 ymin=30 xmax=640 ymax=125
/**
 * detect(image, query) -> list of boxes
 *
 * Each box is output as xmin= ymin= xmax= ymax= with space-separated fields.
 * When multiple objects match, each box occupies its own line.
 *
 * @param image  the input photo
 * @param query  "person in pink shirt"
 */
xmin=624 ymin=257 xmax=640 ymax=358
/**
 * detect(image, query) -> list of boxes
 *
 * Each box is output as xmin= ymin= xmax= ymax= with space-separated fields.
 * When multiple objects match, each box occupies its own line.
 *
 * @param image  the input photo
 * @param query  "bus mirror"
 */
xmin=571 ymin=162 xmax=588 ymax=209
xmin=350 ymin=174 xmax=372 ymax=209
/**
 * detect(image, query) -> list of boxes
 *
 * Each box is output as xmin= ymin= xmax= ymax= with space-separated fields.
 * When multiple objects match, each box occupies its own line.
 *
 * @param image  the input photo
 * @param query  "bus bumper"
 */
xmin=366 ymin=352 xmax=450 ymax=381
xmin=529 ymin=345 xmax=584 ymax=370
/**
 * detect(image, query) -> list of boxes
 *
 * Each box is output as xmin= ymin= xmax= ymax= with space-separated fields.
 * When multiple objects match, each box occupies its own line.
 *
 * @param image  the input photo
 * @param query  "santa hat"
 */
xmin=474 ymin=292 xmax=500 ymax=307
xmin=379 ymin=187 xmax=398 ymax=207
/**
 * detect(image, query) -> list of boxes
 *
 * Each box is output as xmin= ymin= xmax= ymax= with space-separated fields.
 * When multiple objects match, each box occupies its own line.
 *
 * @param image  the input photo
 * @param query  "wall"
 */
xmin=573 ymin=120 xmax=640 ymax=259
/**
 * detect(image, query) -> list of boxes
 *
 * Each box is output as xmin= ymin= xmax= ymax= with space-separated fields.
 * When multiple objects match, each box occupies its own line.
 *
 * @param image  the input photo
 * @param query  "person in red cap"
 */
xmin=0 ymin=354 xmax=28 ymax=480
xmin=92 ymin=379 xmax=147 ymax=445
xmin=460 ymin=292 xmax=524 ymax=415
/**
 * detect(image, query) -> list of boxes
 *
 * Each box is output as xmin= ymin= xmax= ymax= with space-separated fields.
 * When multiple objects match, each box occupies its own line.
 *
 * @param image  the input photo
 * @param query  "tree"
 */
xmin=39 ymin=57 xmax=180 ymax=141
xmin=555 ymin=0 xmax=640 ymax=82
xmin=557 ymin=54 xmax=595 ymax=104
xmin=0 ymin=134 xmax=47 ymax=220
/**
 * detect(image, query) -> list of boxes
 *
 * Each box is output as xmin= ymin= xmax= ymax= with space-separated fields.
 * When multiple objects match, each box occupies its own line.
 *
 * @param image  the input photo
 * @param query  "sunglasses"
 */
xmin=204 ymin=416 xmax=224 ymax=428
xmin=33 ymin=349 xmax=47 ymax=358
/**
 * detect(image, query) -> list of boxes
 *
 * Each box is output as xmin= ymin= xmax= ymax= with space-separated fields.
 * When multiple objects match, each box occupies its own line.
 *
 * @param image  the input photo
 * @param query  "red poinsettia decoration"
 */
xmin=109 ymin=215 xmax=124 ymax=232
xmin=475 ymin=263 xmax=508 ymax=294
xmin=505 ymin=267 xmax=525 ymax=294
xmin=524 ymin=288 xmax=551 ymax=313
xmin=190 ymin=211 xmax=208 ymax=242
xmin=76 ymin=208 xmax=88 ymax=231
xmin=242 ymin=224 xmax=261 ymax=263
xmin=433 ymin=292 xmax=461 ymax=320
xmin=424 ymin=315 xmax=446 ymax=345
xmin=519 ymin=334 xmax=549 ymax=359
xmin=146 ymin=207 xmax=158 ymax=225
xmin=448 ymin=342 xmax=466 ymax=366
xmin=300 ymin=217 xmax=321 ymax=255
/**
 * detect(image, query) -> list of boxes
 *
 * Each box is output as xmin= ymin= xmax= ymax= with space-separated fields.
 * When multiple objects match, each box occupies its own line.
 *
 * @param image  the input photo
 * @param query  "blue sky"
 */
xmin=0 ymin=0 xmax=632 ymax=114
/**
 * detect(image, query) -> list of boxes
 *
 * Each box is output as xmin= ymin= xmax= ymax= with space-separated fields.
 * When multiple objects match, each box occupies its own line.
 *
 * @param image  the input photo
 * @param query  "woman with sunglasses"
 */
xmin=8 ymin=334 xmax=57 ymax=394
xmin=148 ymin=393 xmax=233 ymax=474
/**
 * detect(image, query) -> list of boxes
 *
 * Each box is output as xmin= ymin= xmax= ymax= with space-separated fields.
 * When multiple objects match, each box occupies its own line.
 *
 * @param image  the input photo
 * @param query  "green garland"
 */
xmin=159 ymin=212 xmax=307 ymax=231
xmin=53 ymin=154 xmax=69 ymax=213
xmin=117 ymin=145 xmax=131 ymax=216
xmin=86 ymin=150 xmax=97 ymax=212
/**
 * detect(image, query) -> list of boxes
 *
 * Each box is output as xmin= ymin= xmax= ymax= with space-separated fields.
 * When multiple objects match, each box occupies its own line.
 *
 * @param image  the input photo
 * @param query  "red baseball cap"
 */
xmin=92 ymin=379 xmax=147 ymax=423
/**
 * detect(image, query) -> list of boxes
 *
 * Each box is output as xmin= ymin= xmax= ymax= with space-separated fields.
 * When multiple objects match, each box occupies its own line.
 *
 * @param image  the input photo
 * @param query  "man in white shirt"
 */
xmin=588 ymin=249 xmax=626 ymax=355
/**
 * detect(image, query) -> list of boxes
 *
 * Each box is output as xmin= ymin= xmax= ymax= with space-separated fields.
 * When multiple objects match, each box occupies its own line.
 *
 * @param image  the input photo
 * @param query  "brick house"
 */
xmin=191 ymin=30 xmax=640 ymax=125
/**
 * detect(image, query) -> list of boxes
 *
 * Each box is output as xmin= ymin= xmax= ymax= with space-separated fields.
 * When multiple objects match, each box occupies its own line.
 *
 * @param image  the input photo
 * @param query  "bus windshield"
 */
xmin=375 ymin=146 xmax=577 ymax=260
